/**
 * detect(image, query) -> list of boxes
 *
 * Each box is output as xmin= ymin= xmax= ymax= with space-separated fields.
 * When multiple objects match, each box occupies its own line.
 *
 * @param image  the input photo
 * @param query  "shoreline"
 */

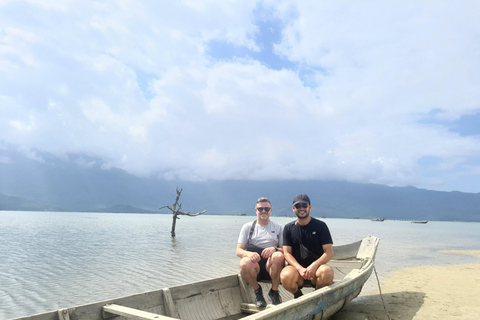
xmin=332 ymin=250 xmax=480 ymax=320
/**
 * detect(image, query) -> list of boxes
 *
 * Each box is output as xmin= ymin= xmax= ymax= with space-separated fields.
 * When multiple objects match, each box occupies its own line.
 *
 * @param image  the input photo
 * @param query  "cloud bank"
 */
xmin=1 ymin=0 xmax=480 ymax=192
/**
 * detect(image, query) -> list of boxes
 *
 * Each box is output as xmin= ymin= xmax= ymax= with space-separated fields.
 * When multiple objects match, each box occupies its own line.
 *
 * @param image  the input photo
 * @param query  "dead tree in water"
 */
xmin=159 ymin=187 xmax=207 ymax=238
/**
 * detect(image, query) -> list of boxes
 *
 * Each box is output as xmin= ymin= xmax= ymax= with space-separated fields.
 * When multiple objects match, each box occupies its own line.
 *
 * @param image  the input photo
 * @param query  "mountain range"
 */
xmin=1 ymin=147 xmax=480 ymax=222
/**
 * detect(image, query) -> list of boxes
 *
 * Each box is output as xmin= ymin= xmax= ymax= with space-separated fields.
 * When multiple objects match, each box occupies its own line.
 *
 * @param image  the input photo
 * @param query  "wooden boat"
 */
xmin=11 ymin=236 xmax=380 ymax=320
xmin=412 ymin=220 xmax=428 ymax=224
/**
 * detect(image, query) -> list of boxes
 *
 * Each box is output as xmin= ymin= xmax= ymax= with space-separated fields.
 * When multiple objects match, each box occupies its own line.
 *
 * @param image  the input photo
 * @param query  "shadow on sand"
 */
xmin=331 ymin=291 xmax=426 ymax=320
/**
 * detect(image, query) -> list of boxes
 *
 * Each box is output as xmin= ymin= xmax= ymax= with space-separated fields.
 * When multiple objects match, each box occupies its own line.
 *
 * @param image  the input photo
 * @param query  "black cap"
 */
xmin=293 ymin=194 xmax=310 ymax=205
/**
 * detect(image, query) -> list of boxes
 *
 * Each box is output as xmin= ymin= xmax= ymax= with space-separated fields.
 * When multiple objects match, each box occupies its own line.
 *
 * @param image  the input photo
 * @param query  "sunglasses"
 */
xmin=256 ymin=207 xmax=271 ymax=212
xmin=294 ymin=203 xmax=309 ymax=209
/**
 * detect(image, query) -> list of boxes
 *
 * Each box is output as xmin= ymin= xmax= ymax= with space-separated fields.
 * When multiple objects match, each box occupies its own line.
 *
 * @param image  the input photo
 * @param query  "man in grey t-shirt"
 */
xmin=236 ymin=197 xmax=284 ymax=308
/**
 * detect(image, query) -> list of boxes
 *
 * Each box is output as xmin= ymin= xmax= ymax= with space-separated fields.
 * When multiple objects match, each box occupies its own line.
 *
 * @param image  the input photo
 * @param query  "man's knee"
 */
xmin=239 ymin=258 xmax=257 ymax=272
xmin=270 ymin=252 xmax=285 ymax=266
xmin=320 ymin=264 xmax=333 ymax=276
xmin=280 ymin=266 xmax=296 ymax=283
xmin=316 ymin=265 xmax=334 ymax=284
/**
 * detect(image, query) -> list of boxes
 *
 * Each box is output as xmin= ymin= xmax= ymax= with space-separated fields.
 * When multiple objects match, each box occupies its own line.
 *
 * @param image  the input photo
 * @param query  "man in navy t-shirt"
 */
xmin=280 ymin=194 xmax=334 ymax=298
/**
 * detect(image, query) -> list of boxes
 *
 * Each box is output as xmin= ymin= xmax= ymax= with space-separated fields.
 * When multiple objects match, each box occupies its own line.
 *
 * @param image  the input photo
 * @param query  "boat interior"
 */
xmin=16 ymin=237 xmax=379 ymax=320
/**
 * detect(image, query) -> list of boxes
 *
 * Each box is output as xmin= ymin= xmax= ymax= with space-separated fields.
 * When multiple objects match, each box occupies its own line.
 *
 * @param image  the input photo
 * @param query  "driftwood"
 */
xmin=159 ymin=187 xmax=206 ymax=237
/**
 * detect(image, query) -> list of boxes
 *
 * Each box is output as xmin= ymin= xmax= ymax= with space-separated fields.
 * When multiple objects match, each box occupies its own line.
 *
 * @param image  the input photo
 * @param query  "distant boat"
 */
xmin=371 ymin=217 xmax=386 ymax=221
xmin=9 ymin=236 xmax=380 ymax=320
xmin=412 ymin=220 xmax=428 ymax=224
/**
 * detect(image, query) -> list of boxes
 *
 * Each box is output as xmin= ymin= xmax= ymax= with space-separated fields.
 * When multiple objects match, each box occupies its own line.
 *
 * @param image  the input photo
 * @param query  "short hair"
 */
xmin=256 ymin=197 xmax=271 ymax=205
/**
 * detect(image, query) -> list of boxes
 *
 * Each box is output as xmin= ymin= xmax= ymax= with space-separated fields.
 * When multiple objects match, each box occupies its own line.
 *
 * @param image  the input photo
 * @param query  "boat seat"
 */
xmin=103 ymin=304 xmax=179 ymax=320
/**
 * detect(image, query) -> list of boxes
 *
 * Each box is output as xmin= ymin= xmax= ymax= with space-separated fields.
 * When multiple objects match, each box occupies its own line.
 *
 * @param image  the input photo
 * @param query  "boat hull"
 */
xmin=10 ymin=236 xmax=380 ymax=320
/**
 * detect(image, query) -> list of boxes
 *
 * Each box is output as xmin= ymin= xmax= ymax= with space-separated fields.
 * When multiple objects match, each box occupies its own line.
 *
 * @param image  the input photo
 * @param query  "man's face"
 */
xmin=256 ymin=202 xmax=272 ymax=221
xmin=293 ymin=202 xmax=311 ymax=219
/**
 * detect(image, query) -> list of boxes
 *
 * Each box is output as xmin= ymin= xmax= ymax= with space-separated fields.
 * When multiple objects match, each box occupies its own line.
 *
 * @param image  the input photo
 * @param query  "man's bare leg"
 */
xmin=266 ymin=251 xmax=284 ymax=291
xmin=239 ymin=257 xmax=260 ymax=289
xmin=280 ymin=265 xmax=304 ymax=294
xmin=313 ymin=264 xmax=334 ymax=290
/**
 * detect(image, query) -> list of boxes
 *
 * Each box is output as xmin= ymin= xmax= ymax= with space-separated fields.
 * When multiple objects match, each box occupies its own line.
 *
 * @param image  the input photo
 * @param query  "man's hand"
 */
xmin=247 ymin=251 xmax=261 ymax=263
xmin=298 ymin=261 xmax=319 ymax=280
xmin=304 ymin=262 xmax=319 ymax=280
xmin=296 ymin=266 xmax=308 ymax=280
xmin=261 ymin=247 xmax=276 ymax=259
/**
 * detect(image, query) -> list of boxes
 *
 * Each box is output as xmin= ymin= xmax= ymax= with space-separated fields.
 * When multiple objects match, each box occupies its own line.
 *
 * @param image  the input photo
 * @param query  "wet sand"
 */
xmin=331 ymin=250 xmax=480 ymax=320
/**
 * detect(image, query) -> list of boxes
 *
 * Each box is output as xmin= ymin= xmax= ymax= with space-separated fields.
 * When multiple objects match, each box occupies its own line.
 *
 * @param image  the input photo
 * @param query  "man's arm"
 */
xmin=283 ymin=245 xmax=306 ymax=276
xmin=304 ymin=243 xmax=334 ymax=279
xmin=236 ymin=243 xmax=261 ymax=262
xmin=314 ymin=243 xmax=333 ymax=266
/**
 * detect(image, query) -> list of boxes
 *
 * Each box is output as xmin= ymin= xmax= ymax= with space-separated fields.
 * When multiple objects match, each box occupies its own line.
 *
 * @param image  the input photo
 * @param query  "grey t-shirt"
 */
xmin=237 ymin=220 xmax=283 ymax=249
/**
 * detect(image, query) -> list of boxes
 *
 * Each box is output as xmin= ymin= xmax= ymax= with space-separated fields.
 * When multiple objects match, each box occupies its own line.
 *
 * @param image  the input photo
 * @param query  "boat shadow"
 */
xmin=330 ymin=291 xmax=426 ymax=320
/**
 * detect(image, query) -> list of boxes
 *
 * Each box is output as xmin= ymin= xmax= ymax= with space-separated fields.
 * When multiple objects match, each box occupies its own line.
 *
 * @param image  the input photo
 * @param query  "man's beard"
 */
xmin=295 ymin=211 xmax=309 ymax=219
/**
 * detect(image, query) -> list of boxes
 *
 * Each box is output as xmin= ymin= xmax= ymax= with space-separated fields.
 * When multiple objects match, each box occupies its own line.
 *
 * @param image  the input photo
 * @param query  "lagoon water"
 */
xmin=1 ymin=211 xmax=480 ymax=320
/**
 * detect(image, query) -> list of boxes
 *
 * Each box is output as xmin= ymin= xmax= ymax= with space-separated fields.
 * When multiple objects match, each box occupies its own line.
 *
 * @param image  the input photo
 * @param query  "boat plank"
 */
xmin=330 ymin=260 xmax=364 ymax=281
xmin=162 ymin=289 xmax=179 ymax=319
xmin=175 ymin=287 xmax=243 ymax=320
xmin=103 ymin=304 xmax=177 ymax=320
xmin=356 ymin=236 xmax=380 ymax=261
xmin=239 ymin=303 xmax=274 ymax=314
xmin=237 ymin=274 xmax=253 ymax=304
xmin=332 ymin=240 xmax=362 ymax=260
xmin=329 ymin=260 xmax=364 ymax=269
xmin=168 ymin=275 xmax=239 ymax=300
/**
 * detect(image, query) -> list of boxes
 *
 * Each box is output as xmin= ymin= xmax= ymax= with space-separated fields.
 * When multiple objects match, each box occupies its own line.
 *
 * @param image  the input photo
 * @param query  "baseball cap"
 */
xmin=293 ymin=193 xmax=310 ymax=205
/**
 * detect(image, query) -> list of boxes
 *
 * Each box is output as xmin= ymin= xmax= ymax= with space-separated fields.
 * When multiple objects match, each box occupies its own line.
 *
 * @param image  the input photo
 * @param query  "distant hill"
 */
xmin=1 ymin=147 xmax=480 ymax=221
xmin=0 ymin=193 xmax=63 ymax=211
xmin=95 ymin=204 xmax=156 ymax=214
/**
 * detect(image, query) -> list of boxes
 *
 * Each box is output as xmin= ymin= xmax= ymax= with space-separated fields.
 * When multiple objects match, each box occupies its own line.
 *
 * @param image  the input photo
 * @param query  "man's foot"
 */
xmin=268 ymin=289 xmax=282 ymax=305
xmin=254 ymin=287 xmax=267 ymax=308
xmin=293 ymin=289 xmax=303 ymax=299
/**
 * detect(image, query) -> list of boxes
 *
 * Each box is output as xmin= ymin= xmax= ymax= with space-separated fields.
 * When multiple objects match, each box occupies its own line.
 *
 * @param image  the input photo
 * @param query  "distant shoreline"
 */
xmin=3 ymin=210 xmax=480 ymax=224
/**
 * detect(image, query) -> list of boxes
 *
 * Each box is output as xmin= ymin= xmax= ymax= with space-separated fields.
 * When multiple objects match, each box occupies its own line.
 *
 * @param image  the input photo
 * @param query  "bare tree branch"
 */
xmin=178 ymin=209 xmax=207 ymax=217
xmin=159 ymin=187 xmax=207 ymax=237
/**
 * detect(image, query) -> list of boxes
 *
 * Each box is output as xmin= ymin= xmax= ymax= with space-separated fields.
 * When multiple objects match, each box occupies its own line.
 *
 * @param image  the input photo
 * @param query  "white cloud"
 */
xmin=1 ymin=1 xmax=480 ymax=192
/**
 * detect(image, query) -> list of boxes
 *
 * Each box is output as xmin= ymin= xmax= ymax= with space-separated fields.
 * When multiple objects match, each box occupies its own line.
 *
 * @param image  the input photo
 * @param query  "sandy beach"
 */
xmin=332 ymin=250 xmax=480 ymax=320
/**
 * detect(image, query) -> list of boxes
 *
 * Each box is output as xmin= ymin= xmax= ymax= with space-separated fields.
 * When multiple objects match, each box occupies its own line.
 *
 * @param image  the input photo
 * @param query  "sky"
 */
xmin=1 ymin=1 xmax=480 ymax=193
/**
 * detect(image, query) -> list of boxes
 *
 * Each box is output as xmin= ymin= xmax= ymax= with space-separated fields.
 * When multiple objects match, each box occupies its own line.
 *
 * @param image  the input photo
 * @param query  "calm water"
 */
xmin=1 ymin=211 xmax=480 ymax=320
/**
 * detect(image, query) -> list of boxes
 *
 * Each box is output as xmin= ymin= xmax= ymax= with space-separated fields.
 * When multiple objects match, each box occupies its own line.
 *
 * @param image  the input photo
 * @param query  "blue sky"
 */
xmin=1 ymin=1 xmax=480 ymax=193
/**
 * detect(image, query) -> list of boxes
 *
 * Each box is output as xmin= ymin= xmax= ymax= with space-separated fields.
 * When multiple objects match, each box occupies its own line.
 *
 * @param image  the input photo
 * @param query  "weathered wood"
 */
xmin=95 ymin=290 xmax=166 ymax=319
xmin=168 ymin=274 xmax=239 ymax=300
xmin=356 ymin=236 xmax=380 ymax=260
xmin=240 ymin=303 xmax=274 ymax=314
xmin=329 ymin=260 xmax=364 ymax=269
xmin=162 ymin=289 xmax=179 ymax=319
xmin=238 ymin=274 xmax=252 ymax=304
xmin=58 ymin=309 xmax=70 ymax=320
xmin=332 ymin=240 xmax=362 ymax=259
xmin=103 ymin=304 xmax=178 ymax=320
xmin=329 ymin=259 xmax=365 ymax=281
xmin=167 ymin=275 xmax=243 ymax=320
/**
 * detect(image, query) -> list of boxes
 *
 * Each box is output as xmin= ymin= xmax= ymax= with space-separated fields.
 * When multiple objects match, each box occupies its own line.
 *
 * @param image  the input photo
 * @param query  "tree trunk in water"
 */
xmin=160 ymin=187 xmax=206 ymax=238
xmin=171 ymin=213 xmax=178 ymax=237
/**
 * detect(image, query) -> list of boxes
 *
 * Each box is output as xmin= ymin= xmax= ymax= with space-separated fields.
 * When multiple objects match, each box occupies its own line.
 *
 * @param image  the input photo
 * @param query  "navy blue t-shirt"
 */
xmin=283 ymin=218 xmax=333 ymax=267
